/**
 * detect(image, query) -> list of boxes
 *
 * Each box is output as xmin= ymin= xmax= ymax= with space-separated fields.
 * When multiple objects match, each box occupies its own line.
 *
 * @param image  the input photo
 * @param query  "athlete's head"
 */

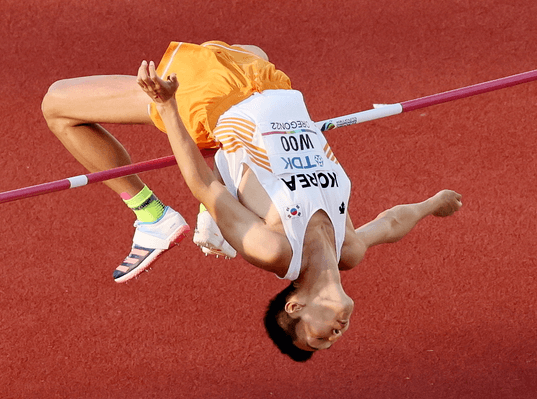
xmin=264 ymin=282 xmax=354 ymax=360
xmin=264 ymin=283 xmax=313 ymax=362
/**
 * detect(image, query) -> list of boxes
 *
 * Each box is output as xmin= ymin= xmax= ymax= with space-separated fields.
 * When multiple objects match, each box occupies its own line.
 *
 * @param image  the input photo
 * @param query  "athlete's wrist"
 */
xmin=155 ymin=98 xmax=178 ymax=114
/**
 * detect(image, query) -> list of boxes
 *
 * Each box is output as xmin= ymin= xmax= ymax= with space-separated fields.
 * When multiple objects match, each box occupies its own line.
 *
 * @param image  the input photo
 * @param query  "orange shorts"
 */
xmin=149 ymin=41 xmax=292 ymax=149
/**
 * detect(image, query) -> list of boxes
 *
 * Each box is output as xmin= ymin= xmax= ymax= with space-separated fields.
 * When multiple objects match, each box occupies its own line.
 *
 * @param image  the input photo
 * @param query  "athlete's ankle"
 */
xmin=122 ymin=185 xmax=166 ymax=222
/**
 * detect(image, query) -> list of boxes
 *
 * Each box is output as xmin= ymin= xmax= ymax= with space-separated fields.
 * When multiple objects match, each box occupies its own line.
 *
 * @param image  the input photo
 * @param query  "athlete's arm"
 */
xmin=137 ymin=61 xmax=290 ymax=273
xmin=340 ymin=190 xmax=462 ymax=270
xmin=355 ymin=189 xmax=462 ymax=249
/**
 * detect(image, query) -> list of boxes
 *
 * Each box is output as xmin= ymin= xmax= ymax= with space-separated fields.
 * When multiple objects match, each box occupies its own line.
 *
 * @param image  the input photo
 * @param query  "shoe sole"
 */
xmin=200 ymin=245 xmax=236 ymax=259
xmin=114 ymin=224 xmax=191 ymax=283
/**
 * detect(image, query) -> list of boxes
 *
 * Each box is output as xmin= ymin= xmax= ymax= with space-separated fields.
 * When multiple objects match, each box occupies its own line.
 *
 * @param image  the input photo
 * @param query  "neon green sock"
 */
xmin=123 ymin=186 xmax=166 ymax=223
xmin=199 ymin=203 xmax=207 ymax=213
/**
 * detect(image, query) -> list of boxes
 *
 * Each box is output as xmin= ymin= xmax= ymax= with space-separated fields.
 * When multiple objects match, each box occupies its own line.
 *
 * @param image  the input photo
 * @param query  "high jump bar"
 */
xmin=1 ymin=69 xmax=536 ymax=205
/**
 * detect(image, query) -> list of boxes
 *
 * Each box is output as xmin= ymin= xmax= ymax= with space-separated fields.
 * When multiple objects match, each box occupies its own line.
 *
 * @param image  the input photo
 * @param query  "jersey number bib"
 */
xmin=259 ymin=122 xmax=331 ymax=177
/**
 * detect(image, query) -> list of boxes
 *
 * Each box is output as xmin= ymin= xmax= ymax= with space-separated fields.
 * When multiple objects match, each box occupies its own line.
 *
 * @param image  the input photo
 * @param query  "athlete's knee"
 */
xmin=41 ymin=80 xmax=80 ymax=138
xmin=41 ymin=80 xmax=77 ymax=131
xmin=42 ymin=80 xmax=64 ymax=121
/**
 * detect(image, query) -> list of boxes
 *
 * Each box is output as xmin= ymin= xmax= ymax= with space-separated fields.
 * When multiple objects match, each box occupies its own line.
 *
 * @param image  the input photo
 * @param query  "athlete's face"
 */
xmin=291 ymin=298 xmax=354 ymax=351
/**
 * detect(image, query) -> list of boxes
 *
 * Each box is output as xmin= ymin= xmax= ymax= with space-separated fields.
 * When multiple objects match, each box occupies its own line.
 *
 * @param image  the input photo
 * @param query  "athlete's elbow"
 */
xmin=384 ymin=206 xmax=421 ymax=243
xmin=381 ymin=210 xmax=405 ymax=243
xmin=244 ymin=239 xmax=289 ymax=273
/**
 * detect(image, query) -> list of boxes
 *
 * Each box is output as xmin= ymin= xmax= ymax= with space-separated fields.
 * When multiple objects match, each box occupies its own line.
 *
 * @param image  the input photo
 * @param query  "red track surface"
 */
xmin=1 ymin=1 xmax=536 ymax=398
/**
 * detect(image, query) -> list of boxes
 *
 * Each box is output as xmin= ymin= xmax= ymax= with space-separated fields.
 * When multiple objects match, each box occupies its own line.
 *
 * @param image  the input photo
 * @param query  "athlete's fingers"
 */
xmin=136 ymin=60 xmax=149 ymax=89
xmin=452 ymin=191 xmax=463 ymax=208
xmin=148 ymin=61 xmax=161 ymax=90
xmin=167 ymin=73 xmax=179 ymax=91
xmin=137 ymin=60 xmax=178 ymax=102
xmin=138 ymin=60 xmax=159 ymax=94
xmin=138 ymin=60 xmax=159 ymax=92
xmin=149 ymin=61 xmax=158 ymax=79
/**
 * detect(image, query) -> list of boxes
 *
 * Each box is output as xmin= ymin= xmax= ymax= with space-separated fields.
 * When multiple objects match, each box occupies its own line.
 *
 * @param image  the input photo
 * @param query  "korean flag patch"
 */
xmin=285 ymin=204 xmax=302 ymax=219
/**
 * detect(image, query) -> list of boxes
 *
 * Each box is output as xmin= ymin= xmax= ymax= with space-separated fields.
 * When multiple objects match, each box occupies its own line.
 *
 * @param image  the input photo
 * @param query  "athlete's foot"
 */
xmin=193 ymin=210 xmax=236 ymax=259
xmin=113 ymin=207 xmax=190 ymax=283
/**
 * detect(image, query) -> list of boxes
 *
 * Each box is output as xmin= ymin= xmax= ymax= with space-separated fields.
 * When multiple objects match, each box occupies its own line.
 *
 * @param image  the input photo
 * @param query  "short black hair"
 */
xmin=263 ymin=283 xmax=314 ymax=362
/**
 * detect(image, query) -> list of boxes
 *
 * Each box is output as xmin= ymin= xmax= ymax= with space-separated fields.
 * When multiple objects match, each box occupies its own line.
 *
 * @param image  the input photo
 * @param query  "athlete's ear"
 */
xmin=285 ymin=301 xmax=304 ymax=316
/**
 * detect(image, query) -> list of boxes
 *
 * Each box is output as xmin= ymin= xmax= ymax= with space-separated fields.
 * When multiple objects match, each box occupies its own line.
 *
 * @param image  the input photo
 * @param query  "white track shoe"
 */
xmin=193 ymin=210 xmax=236 ymax=259
xmin=113 ymin=207 xmax=190 ymax=283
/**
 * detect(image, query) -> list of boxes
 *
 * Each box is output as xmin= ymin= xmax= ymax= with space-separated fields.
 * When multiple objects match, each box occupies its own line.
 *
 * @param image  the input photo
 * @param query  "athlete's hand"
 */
xmin=431 ymin=190 xmax=463 ymax=217
xmin=137 ymin=60 xmax=178 ymax=104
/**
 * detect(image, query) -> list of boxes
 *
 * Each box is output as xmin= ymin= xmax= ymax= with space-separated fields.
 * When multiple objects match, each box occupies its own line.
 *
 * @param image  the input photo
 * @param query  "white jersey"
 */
xmin=213 ymin=90 xmax=351 ymax=280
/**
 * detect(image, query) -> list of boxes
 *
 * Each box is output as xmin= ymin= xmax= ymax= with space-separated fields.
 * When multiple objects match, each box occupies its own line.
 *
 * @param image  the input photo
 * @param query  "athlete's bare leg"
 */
xmin=41 ymin=75 xmax=154 ymax=196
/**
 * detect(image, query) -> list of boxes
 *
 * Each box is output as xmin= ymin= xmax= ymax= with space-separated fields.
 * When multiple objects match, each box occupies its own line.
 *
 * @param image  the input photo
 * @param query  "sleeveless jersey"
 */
xmin=149 ymin=41 xmax=292 ymax=149
xmin=213 ymin=90 xmax=352 ymax=280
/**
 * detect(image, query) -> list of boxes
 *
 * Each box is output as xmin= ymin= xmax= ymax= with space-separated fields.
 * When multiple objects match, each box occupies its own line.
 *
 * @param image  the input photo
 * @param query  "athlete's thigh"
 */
xmin=45 ymin=75 xmax=153 ymax=125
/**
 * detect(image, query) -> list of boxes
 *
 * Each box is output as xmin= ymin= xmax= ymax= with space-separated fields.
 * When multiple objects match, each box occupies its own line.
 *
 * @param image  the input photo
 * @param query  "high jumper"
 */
xmin=41 ymin=41 xmax=462 ymax=361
